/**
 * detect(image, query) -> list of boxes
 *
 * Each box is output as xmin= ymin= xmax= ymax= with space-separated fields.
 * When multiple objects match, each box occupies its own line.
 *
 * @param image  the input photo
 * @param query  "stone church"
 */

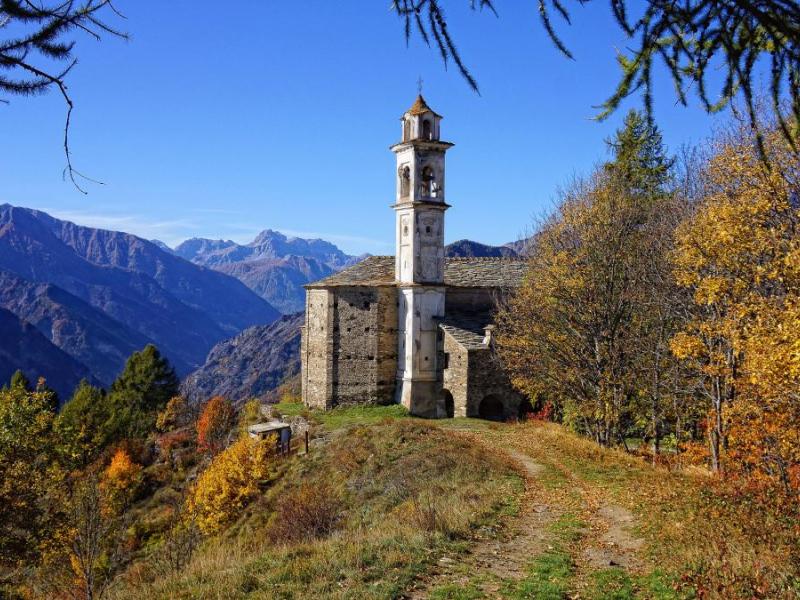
xmin=300 ymin=95 xmax=526 ymax=419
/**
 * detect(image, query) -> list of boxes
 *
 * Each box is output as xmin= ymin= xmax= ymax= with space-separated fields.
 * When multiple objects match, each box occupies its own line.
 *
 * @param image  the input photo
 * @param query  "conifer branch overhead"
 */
xmin=0 ymin=0 xmax=127 ymax=192
xmin=392 ymin=0 xmax=800 ymax=148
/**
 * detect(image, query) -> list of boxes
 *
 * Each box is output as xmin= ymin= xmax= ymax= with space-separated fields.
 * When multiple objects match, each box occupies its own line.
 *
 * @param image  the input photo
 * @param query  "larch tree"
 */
xmin=185 ymin=436 xmax=274 ymax=535
xmin=496 ymin=110 xmax=680 ymax=447
xmin=672 ymin=120 xmax=800 ymax=477
xmin=496 ymin=174 xmax=648 ymax=445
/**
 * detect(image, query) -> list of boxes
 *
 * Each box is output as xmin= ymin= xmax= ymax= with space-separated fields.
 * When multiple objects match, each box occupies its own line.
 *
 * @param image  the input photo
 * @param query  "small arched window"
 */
xmin=403 ymin=119 xmax=411 ymax=141
xmin=422 ymin=119 xmax=432 ymax=140
xmin=399 ymin=165 xmax=410 ymax=197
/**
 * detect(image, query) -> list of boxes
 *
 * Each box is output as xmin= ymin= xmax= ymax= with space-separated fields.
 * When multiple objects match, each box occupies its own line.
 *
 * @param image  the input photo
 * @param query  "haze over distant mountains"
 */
xmin=160 ymin=230 xmax=364 ymax=314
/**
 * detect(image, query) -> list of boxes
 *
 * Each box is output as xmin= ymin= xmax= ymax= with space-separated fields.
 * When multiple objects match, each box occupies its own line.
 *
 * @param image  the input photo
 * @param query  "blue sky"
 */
xmin=1 ymin=1 xmax=734 ymax=255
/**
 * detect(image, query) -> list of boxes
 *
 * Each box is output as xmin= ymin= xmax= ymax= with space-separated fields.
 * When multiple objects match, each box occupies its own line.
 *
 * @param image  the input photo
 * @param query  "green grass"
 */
xmin=429 ymin=582 xmax=485 ymax=600
xmin=585 ymin=568 xmax=635 ymax=600
xmin=273 ymin=401 xmax=409 ymax=429
xmin=583 ymin=568 xmax=688 ymax=600
xmin=498 ymin=514 xmax=583 ymax=600
xmin=506 ymin=550 xmax=573 ymax=600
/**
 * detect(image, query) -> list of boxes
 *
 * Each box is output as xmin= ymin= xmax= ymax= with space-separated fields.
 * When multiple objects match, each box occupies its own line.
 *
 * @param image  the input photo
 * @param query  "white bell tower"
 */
xmin=391 ymin=95 xmax=453 ymax=416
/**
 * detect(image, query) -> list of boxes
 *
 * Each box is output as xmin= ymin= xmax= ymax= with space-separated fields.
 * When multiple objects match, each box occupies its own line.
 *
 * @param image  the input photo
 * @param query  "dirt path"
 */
xmin=404 ymin=426 xmax=647 ymax=599
xmin=582 ymin=504 xmax=644 ymax=570
xmin=405 ymin=446 xmax=558 ymax=598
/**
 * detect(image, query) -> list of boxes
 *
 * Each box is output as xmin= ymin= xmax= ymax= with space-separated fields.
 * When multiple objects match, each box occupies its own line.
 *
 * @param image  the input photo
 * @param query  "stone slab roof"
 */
xmin=306 ymin=256 xmax=526 ymax=289
xmin=440 ymin=310 xmax=495 ymax=350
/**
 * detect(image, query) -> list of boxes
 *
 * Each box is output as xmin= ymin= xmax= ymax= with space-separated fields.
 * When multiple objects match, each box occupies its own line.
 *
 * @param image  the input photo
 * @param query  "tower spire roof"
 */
xmin=406 ymin=94 xmax=442 ymax=117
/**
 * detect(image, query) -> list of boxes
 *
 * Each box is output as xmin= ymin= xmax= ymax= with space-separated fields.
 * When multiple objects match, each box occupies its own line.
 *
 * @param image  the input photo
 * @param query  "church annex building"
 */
xmin=300 ymin=96 xmax=526 ymax=419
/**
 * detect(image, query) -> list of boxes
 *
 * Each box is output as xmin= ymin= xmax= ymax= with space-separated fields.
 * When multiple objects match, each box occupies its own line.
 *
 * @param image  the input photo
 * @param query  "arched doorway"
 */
xmin=441 ymin=389 xmax=455 ymax=418
xmin=478 ymin=394 xmax=505 ymax=421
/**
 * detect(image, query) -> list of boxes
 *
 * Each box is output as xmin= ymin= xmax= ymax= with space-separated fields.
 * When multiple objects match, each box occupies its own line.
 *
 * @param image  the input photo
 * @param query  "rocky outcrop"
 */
xmin=214 ymin=256 xmax=334 ymax=314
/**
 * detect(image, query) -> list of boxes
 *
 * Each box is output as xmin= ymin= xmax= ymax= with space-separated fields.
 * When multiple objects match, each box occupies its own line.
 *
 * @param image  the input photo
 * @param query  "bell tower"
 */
xmin=391 ymin=95 xmax=454 ymax=416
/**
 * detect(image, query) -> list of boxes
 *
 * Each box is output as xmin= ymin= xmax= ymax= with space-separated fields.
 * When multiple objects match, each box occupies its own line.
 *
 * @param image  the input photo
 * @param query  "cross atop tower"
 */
xmin=417 ymin=76 xmax=424 ymax=95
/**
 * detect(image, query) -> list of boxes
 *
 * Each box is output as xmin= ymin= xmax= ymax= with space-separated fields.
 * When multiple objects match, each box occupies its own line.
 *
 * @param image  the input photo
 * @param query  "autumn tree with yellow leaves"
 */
xmin=672 ymin=122 xmax=800 ymax=483
xmin=497 ymin=111 xmax=686 ymax=448
xmin=185 ymin=436 xmax=275 ymax=535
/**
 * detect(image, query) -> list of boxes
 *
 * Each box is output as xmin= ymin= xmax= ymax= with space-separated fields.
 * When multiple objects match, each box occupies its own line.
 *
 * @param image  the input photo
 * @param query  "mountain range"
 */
xmin=0 ymin=306 xmax=95 ymax=400
xmin=157 ymin=231 xmax=363 ymax=314
xmin=181 ymin=312 xmax=303 ymax=405
xmin=0 ymin=204 xmax=279 ymax=397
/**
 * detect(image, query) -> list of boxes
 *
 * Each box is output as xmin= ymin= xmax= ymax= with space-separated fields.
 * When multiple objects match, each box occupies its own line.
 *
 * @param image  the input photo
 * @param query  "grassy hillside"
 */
xmin=111 ymin=411 xmax=521 ymax=599
xmin=109 ymin=406 xmax=799 ymax=599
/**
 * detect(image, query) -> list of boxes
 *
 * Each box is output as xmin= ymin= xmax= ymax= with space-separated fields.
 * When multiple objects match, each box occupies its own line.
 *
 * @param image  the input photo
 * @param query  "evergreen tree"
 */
xmin=56 ymin=380 xmax=111 ymax=467
xmin=10 ymin=370 xmax=31 ymax=391
xmin=106 ymin=345 xmax=180 ymax=440
xmin=605 ymin=110 xmax=674 ymax=201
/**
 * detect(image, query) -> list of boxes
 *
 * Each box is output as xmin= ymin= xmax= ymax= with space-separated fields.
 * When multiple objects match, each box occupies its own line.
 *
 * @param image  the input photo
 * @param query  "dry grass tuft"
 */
xmin=268 ymin=481 xmax=343 ymax=544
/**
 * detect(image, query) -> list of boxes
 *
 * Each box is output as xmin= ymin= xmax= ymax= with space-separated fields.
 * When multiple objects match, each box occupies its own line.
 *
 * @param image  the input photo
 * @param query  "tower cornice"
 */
xmin=391 ymin=200 xmax=451 ymax=210
xmin=390 ymin=140 xmax=454 ymax=153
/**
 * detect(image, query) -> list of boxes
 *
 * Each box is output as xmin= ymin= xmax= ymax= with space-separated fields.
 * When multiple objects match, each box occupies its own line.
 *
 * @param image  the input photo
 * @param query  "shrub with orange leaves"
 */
xmin=196 ymin=396 xmax=235 ymax=455
xmin=100 ymin=448 xmax=142 ymax=511
xmin=185 ymin=436 xmax=275 ymax=534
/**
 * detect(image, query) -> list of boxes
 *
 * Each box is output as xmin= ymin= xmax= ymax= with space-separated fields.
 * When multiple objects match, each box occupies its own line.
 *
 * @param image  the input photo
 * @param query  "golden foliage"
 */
xmin=496 ymin=172 xmax=682 ymax=446
xmin=101 ymin=448 xmax=142 ymax=512
xmin=672 ymin=124 xmax=800 ymax=483
xmin=185 ymin=436 xmax=275 ymax=535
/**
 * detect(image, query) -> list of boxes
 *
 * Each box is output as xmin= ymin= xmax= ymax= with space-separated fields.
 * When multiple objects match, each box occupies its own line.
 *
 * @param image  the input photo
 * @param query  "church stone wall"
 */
xmin=302 ymin=289 xmax=333 ymax=410
xmin=445 ymin=287 xmax=499 ymax=316
xmin=441 ymin=331 xmax=469 ymax=417
xmin=467 ymin=349 xmax=524 ymax=419
xmin=328 ymin=286 xmax=398 ymax=406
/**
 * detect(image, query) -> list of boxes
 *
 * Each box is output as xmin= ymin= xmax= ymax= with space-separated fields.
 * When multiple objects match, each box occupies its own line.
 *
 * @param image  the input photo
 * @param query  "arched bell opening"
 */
xmin=422 ymin=118 xmax=432 ymax=140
